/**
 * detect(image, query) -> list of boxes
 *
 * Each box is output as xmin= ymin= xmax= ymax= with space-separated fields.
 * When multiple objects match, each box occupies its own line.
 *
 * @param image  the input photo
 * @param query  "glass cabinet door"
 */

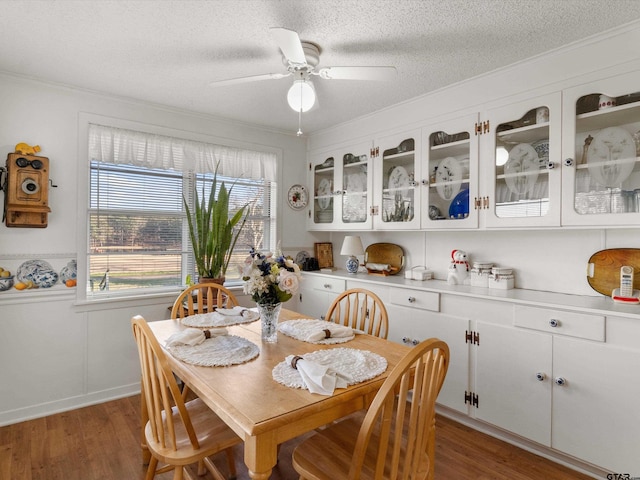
xmin=310 ymin=156 xmax=335 ymax=229
xmin=341 ymin=150 xmax=371 ymax=228
xmin=562 ymin=73 xmax=640 ymax=226
xmin=423 ymin=114 xmax=478 ymax=229
xmin=373 ymin=130 xmax=422 ymax=230
xmin=484 ymin=92 xmax=562 ymax=228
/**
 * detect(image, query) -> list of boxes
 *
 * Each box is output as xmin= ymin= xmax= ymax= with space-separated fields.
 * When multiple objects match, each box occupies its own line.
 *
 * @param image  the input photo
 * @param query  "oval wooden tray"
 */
xmin=364 ymin=243 xmax=405 ymax=276
xmin=587 ymin=248 xmax=640 ymax=296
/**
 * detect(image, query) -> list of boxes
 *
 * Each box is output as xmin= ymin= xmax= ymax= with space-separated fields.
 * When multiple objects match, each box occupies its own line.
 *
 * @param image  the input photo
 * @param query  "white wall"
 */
xmin=0 ymin=74 xmax=316 ymax=425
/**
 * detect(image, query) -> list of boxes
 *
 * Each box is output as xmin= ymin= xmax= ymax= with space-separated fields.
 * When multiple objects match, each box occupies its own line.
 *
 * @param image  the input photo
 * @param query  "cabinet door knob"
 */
xmin=536 ymin=372 xmax=546 ymax=382
xmin=546 ymin=161 xmax=555 ymax=170
xmin=554 ymin=377 xmax=566 ymax=386
xmin=408 ymin=296 xmax=416 ymax=303
xmin=549 ymin=318 xmax=560 ymax=327
xmin=564 ymin=158 xmax=574 ymax=167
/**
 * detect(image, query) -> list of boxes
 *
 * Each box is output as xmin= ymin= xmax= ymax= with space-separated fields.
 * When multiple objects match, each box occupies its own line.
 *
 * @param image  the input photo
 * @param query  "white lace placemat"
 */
xmin=168 ymin=335 xmax=259 ymax=367
xmin=181 ymin=309 xmax=259 ymax=328
xmin=272 ymin=347 xmax=387 ymax=390
xmin=278 ymin=319 xmax=355 ymax=344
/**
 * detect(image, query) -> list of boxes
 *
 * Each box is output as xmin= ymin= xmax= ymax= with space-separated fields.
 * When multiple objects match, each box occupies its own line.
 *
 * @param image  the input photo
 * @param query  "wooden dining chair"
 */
xmin=292 ymin=338 xmax=449 ymax=480
xmin=325 ymin=288 xmax=389 ymax=339
xmin=170 ymin=282 xmax=240 ymax=319
xmin=131 ymin=315 xmax=241 ymax=480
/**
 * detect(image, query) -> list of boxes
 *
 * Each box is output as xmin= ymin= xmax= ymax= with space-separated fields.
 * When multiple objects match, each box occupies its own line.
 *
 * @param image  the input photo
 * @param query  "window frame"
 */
xmin=77 ymin=114 xmax=282 ymax=304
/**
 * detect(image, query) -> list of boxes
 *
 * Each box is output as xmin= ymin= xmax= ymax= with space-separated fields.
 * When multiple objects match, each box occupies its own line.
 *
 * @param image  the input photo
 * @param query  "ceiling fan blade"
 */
xmin=270 ymin=27 xmax=306 ymax=65
xmin=317 ymin=66 xmax=397 ymax=81
xmin=209 ymin=72 xmax=291 ymax=87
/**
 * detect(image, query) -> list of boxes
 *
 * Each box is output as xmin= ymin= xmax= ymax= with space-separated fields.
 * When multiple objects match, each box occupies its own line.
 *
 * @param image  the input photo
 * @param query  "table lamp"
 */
xmin=341 ymin=235 xmax=365 ymax=274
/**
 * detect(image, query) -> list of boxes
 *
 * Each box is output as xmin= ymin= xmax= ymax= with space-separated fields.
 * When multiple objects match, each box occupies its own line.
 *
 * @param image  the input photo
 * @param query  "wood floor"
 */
xmin=0 ymin=395 xmax=594 ymax=480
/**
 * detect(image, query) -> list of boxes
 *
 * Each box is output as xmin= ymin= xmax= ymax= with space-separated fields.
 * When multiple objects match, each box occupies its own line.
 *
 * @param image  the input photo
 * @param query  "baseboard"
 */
xmin=0 ymin=383 xmax=140 ymax=427
xmin=435 ymin=405 xmax=608 ymax=479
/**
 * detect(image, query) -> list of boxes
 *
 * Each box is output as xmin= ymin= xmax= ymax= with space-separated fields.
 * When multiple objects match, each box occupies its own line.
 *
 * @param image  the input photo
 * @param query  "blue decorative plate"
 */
xmin=17 ymin=259 xmax=59 ymax=288
xmin=448 ymin=188 xmax=470 ymax=219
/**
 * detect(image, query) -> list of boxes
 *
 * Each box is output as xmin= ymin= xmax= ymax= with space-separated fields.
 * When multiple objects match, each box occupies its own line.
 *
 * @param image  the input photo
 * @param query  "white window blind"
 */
xmin=87 ymin=123 xmax=277 ymax=297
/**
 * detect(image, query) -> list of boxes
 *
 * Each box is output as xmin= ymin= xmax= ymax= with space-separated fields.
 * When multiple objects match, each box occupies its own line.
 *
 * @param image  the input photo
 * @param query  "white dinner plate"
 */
xmin=387 ymin=165 xmax=410 ymax=196
xmin=435 ymin=157 xmax=462 ymax=201
xmin=317 ymin=178 xmax=332 ymax=210
xmin=504 ymin=143 xmax=539 ymax=196
xmin=587 ymin=127 xmax=636 ymax=187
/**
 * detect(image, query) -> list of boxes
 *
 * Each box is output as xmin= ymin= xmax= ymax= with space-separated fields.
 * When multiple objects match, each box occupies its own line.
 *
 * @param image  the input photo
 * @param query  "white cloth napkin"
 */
xmin=366 ymin=263 xmax=391 ymax=271
xmin=305 ymin=324 xmax=354 ymax=343
xmin=165 ymin=327 xmax=228 ymax=347
xmin=215 ymin=306 xmax=247 ymax=316
xmin=285 ymin=354 xmax=350 ymax=395
xmin=213 ymin=306 xmax=251 ymax=324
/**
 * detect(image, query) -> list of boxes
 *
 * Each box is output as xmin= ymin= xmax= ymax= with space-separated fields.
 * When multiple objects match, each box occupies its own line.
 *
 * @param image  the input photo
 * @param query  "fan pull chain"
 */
xmin=297 ymin=80 xmax=304 ymax=136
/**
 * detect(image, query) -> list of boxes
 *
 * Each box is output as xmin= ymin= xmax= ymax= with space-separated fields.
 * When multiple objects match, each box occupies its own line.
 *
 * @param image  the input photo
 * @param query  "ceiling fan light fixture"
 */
xmin=287 ymin=79 xmax=315 ymax=112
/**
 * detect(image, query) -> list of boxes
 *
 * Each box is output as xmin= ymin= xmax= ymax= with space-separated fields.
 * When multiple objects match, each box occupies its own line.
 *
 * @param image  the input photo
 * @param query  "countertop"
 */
xmin=301 ymin=269 xmax=640 ymax=320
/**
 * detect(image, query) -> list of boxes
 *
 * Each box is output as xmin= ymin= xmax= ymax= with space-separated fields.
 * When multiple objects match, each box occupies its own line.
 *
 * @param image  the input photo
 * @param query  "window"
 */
xmin=87 ymin=124 xmax=277 ymax=298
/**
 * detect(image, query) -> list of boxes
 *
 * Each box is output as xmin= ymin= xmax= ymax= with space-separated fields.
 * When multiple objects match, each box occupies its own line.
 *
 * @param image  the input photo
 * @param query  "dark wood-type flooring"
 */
xmin=0 ymin=395 xmax=594 ymax=479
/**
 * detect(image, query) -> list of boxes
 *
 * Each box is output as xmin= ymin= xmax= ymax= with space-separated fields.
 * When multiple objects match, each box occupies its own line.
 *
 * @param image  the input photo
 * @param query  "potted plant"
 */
xmin=183 ymin=164 xmax=249 ymax=284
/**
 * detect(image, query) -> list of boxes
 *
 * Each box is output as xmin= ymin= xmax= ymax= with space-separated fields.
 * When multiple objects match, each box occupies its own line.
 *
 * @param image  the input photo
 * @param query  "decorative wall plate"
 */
xmin=16 ymin=259 xmax=59 ymax=288
xmin=587 ymin=127 xmax=636 ymax=187
xmin=287 ymin=184 xmax=308 ymax=210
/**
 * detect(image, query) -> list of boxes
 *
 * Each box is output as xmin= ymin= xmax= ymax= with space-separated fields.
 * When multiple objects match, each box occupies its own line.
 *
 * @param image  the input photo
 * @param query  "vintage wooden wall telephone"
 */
xmin=1 ymin=143 xmax=53 ymax=228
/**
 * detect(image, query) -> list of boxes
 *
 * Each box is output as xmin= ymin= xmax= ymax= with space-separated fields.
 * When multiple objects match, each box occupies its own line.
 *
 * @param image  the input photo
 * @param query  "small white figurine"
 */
xmin=447 ymin=249 xmax=470 ymax=285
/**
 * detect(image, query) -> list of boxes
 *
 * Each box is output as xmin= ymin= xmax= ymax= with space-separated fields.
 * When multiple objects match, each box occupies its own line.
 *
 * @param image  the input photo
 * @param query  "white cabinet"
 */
xmin=296 ymin=274 xmax=345 ymax=319
xmin=561 ymin=70 xmax=640 ymax=226
xmin=308 ymin=142 xmax=372 ymax=230
xmin=348 ymin=280 xmax=470 ymax=414
xmin=474 ymin=321 xmax=552 ymax=445
xmin=474 ymin=305 xmax=639 ymax=474
xmin=308 ymin=130 xmax=422 ymax=231
xmin=480 ymin=92 xmax=563 ymax=227
xmin=552 ymin=335 xmax=640 ymax=473
xmin=372 ymin=130 xmax=422 ymax=230
xmin=422 ymin=113 xmax=480 ymax=229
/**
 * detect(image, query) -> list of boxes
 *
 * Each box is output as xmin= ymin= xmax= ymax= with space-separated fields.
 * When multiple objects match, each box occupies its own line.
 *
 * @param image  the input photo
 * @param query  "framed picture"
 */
xmin=314 ymin=242 xmax=334 ymax=269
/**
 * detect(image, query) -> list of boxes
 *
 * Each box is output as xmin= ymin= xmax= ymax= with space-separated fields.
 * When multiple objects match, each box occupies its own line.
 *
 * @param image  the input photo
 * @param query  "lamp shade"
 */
xmin=287 ymin=80 xmax=316 ymax=112
xmin=341 ymin=236 xmax=365 ymax=256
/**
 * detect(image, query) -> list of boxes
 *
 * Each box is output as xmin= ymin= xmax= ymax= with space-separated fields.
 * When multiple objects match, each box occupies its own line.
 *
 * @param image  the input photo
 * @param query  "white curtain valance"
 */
xmin=88 ymin=123 xmax=276 ymax=182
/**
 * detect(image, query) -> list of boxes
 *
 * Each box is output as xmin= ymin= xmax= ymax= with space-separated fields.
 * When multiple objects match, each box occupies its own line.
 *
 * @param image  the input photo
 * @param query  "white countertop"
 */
xmin=302 ymin=269 xmax=640 ymax=320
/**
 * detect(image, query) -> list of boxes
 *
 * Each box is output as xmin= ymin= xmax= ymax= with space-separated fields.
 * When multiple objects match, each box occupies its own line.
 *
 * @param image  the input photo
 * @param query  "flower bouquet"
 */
xmin=241 ymin=248 xmax=303 ymax=341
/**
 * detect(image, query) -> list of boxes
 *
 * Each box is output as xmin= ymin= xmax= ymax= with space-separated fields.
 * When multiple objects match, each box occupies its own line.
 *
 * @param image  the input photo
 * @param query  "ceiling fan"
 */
xmin=210 ymin=27 xmax=396 ymax=132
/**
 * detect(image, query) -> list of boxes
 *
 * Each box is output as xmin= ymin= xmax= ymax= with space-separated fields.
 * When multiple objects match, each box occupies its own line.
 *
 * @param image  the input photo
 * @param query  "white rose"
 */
xmin=279 ymin=270 xmax=300 ymax=294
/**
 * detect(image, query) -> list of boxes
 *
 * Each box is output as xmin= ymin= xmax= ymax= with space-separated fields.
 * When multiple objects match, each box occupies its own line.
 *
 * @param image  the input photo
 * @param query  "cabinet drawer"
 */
xmin=303 ymin=275 xmax=346 ymax=294
xmin=389 ymin=288 xmax=439 ymax=312
xmin=514 ymin=305 xmax=605 ymax=342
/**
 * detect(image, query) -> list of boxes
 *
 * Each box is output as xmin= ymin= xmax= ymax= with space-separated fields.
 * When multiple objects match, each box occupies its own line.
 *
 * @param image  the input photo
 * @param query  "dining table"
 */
xmin=143 ymin=307 xmax=411 ymax=479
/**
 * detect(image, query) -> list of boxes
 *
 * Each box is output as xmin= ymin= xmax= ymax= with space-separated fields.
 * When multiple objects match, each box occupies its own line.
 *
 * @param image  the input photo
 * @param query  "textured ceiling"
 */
xmin=2 ymin=0 xmax=640 ymax=136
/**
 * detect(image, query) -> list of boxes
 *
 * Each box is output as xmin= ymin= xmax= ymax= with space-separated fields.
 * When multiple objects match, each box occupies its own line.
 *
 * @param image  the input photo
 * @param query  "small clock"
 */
xmin=287 ymin=184 xmax=309 ymax=210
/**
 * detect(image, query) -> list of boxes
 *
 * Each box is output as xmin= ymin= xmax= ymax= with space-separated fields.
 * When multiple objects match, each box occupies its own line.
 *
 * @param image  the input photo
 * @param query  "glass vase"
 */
xmin=257 ymin=302 xmax=282 ymax=343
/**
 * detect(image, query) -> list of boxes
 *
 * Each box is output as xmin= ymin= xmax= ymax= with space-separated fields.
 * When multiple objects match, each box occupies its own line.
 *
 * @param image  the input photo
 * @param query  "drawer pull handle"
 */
xmin=554 ymin=377 xmax=566 ymax=386
xmin=408 ymin=296 xmax=416 ymax=303
xmin=536 ymin=372 xmax=546 ymax=382
xmin=323 ymin=284 xmax=331 ymax=289
xmin=549 ymin=319 xmax=560 ymax=328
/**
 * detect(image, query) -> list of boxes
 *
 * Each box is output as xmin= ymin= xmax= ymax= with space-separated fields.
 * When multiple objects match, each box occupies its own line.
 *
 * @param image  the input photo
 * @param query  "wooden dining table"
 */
xmin=145 ymin=308 xmax=411 ymax=479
